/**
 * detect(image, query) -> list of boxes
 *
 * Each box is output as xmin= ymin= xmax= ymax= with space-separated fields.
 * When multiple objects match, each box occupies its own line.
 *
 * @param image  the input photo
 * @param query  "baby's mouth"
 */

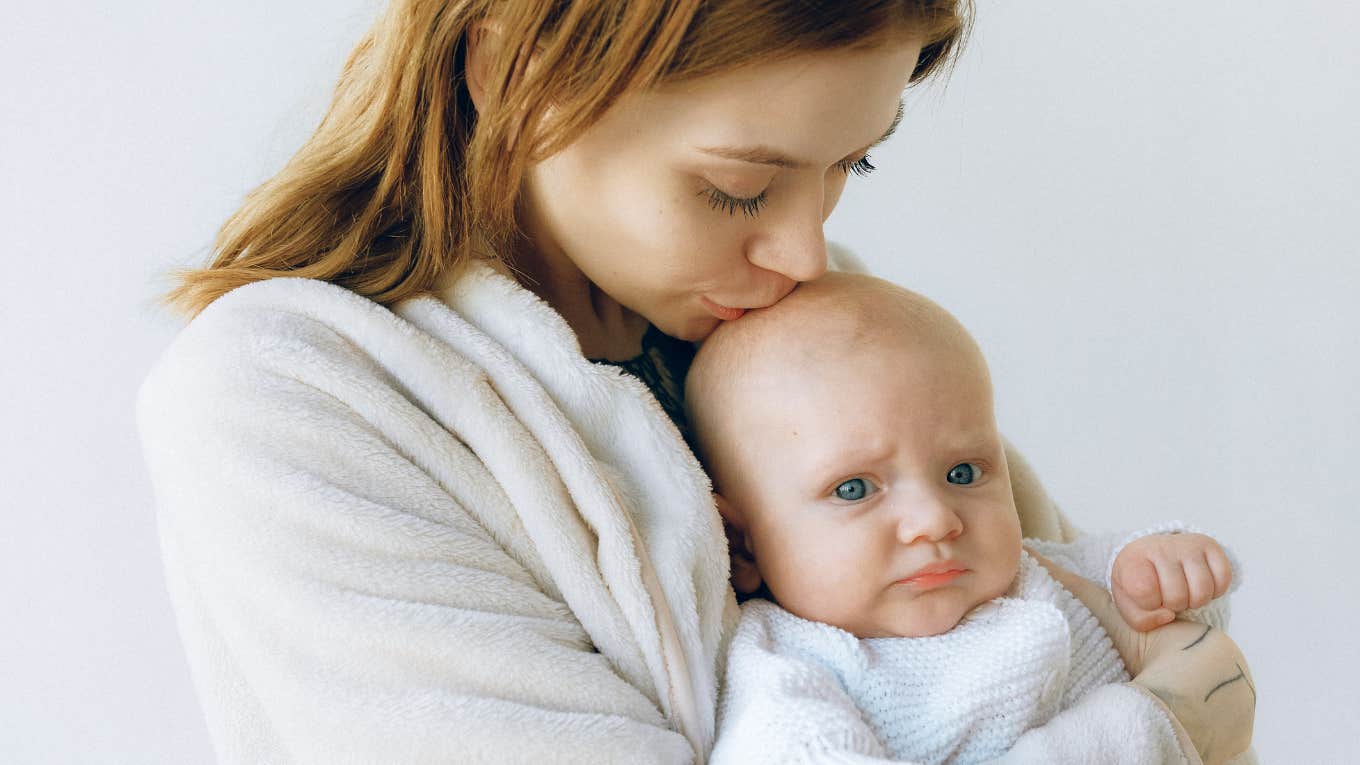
xmin=894 ymin=569 xmax=968 ymax=590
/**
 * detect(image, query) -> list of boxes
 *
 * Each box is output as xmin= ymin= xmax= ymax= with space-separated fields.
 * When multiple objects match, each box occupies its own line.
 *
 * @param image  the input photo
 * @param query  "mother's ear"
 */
xmin=715 ymin=494 xmax=763 ymax=595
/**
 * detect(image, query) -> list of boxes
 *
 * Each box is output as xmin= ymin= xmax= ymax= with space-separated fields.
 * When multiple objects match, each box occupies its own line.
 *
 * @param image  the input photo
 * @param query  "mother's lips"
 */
xmin=700 ymin=296 xmax=747 ymax=321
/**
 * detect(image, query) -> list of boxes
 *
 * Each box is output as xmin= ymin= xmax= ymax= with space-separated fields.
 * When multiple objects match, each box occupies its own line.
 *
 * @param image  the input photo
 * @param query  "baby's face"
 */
xmin=716 ymin=333 xmax=1023 ymax=638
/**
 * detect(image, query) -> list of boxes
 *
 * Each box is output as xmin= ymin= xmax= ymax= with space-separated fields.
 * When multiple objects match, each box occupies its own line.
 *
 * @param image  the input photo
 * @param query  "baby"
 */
xmin=686 ymin=272 xmax=1241 ymax=764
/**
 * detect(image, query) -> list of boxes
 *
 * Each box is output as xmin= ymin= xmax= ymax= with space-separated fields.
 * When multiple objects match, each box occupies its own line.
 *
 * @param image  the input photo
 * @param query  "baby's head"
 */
xmin=686 ymin=272 xmax=1022 ymax=638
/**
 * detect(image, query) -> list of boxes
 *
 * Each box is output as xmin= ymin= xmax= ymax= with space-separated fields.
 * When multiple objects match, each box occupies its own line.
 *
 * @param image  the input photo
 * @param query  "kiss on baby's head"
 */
xmin=685 ymin=272 xmax=1024 ymax=639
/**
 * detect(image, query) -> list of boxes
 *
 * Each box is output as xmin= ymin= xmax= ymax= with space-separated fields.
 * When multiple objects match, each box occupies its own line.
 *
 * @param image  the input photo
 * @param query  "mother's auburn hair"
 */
xmin=163 ymin=0 xmax=970 ymax=318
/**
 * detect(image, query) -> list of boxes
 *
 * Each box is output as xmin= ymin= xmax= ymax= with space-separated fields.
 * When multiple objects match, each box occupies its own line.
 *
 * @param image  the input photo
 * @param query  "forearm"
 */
xmin=1026 ymin=548 xmax=1255 ymax=765
xmin=1130 ymin=620 xmax=1256 ymax=765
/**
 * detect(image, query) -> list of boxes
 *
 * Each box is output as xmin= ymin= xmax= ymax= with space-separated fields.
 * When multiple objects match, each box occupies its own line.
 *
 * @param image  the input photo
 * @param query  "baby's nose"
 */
xmin=895 ymin=494 xmax=964 ymax=545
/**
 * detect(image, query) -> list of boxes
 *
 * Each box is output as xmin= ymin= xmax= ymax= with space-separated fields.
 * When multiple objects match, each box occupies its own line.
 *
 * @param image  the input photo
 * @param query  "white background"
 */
xmin=2 ymin=1 xmax=1355 ymax=762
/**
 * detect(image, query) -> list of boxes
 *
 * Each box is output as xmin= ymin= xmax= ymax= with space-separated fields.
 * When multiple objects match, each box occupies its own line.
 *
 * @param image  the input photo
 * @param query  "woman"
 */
xmin=138 ymin=1 xmax=1252 ymax=762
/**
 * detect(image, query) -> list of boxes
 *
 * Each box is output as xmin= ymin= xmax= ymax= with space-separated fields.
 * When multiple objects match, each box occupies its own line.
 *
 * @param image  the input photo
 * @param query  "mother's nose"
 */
xmin=745 ymin=194 xmax=828 ymax=283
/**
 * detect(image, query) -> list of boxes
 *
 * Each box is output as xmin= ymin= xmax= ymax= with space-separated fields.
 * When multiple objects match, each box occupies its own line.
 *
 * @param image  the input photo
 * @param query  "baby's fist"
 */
xmin=1111 ymin=533 xmax=1233 ymax=632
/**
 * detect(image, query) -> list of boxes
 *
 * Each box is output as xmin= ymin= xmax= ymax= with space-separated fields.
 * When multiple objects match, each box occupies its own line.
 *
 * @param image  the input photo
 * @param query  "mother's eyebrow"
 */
xmin=697 ymin=99 xmax=905 ymax=170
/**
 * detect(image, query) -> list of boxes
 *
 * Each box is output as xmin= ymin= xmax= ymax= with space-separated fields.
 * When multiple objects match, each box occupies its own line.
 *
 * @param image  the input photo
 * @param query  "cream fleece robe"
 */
xmin=138 ymin=261 xmax=732 ymax=763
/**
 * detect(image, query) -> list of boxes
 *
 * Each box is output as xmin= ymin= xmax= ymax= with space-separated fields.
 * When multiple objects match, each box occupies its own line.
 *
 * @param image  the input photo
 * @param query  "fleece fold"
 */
xmin=138 ymin=261 xmax=734 ymax=763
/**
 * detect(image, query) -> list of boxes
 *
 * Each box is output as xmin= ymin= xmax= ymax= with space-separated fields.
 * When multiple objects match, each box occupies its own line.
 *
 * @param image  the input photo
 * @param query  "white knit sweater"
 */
xmin=712 ymin=525 xmax=1244 ymax=765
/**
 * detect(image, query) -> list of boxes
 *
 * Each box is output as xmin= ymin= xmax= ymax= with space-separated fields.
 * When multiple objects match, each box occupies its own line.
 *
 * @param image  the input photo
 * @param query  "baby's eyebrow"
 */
xmin=936 ymin=435 xmax=1002 ymax=460
xmin=807 ymin=440 xmax=896 ymax=481
xmin=696 ymin=99 xmax=905 ymax=170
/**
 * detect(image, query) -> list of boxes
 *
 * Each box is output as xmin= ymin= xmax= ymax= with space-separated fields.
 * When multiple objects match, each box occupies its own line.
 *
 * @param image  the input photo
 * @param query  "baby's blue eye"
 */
xmin=947 ymin=463 xmax=983 ymax=485
xmin=834 ymin=478 xmax=876 ymax=501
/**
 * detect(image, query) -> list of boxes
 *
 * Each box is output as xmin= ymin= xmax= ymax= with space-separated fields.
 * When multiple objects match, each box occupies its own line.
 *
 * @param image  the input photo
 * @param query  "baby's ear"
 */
xmin=715 ymin=494 xmax=763 ymax=595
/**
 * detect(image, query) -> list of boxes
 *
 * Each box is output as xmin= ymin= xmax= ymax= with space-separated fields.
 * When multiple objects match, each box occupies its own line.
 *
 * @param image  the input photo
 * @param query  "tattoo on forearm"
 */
xmin=1145 ymin=685 xmax=1178 ymax=712
xmin=1183 ymin=624 xmax=1212 ymax=650
xmin=1235 ymin=662 xmax=1257 ymax=705
xmin=1137 ymin=625 xmax=1254 ymax=759
xmin=1145 ymin=624 xmax=1257 ymax=710
xmin=1203 ymin=666 xmax=1247 ymax=703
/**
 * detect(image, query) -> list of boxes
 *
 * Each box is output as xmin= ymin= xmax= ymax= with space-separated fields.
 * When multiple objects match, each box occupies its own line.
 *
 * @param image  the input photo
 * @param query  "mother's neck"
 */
xmin=507 ymin=237 xmax=649 ymax=362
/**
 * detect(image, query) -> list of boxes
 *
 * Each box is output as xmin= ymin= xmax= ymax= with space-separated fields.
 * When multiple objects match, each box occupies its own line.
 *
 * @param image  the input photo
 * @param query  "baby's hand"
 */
xmin=1112 ymin=533 xmax=1233 ymax=631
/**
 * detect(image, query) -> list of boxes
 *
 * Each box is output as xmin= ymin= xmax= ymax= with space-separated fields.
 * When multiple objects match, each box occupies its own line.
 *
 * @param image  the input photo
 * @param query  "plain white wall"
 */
xmin=1 ymin=1 xmax=1354 ymax=762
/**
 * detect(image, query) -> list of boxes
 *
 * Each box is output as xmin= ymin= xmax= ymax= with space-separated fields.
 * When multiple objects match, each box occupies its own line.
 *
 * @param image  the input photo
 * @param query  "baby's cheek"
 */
xmin=985 ymin=566 xmax=1017 ymax=602
xmin=973 ymin=546 xmax=1022 ymax=604
xmin=772 ymin=580 xmax=852 ymax=629
xmin=779 ymin=564 xmax=869 ymax=626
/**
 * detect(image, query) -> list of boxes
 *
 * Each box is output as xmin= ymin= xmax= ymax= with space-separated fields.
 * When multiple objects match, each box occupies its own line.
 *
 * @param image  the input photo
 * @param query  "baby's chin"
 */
xmin=877 ymin=619 xmax=966 ymax=639
xmin=842 ymin=597 xmax=998 ymax=639
xmin=837 ymin=610 xmax=971 ymax=639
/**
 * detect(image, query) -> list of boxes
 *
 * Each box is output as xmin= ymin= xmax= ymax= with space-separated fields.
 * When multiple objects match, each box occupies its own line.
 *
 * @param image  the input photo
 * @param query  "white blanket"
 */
xmin=138 ymin=260 xmax=734 ymax=763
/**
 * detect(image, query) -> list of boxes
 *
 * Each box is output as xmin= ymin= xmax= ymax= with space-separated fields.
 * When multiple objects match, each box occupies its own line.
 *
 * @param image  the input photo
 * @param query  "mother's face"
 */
xmin=520 ymin=38 xmax=924 ymax=342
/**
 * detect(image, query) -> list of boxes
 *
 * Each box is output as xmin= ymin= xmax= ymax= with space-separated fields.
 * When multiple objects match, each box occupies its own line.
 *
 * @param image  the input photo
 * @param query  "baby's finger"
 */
xmin=1184 ymin=553 xmax=1218 ymax=609
xmin=1153 ymin=557 xmax=1190 ymax=612
xmin=1112 ymin=557 xmax=1164 ymax=610
xmin=1113 ymin=584 xmax=1175 ymax=632
xmin=1206 ymin=545 xmax=1233 ymax=598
